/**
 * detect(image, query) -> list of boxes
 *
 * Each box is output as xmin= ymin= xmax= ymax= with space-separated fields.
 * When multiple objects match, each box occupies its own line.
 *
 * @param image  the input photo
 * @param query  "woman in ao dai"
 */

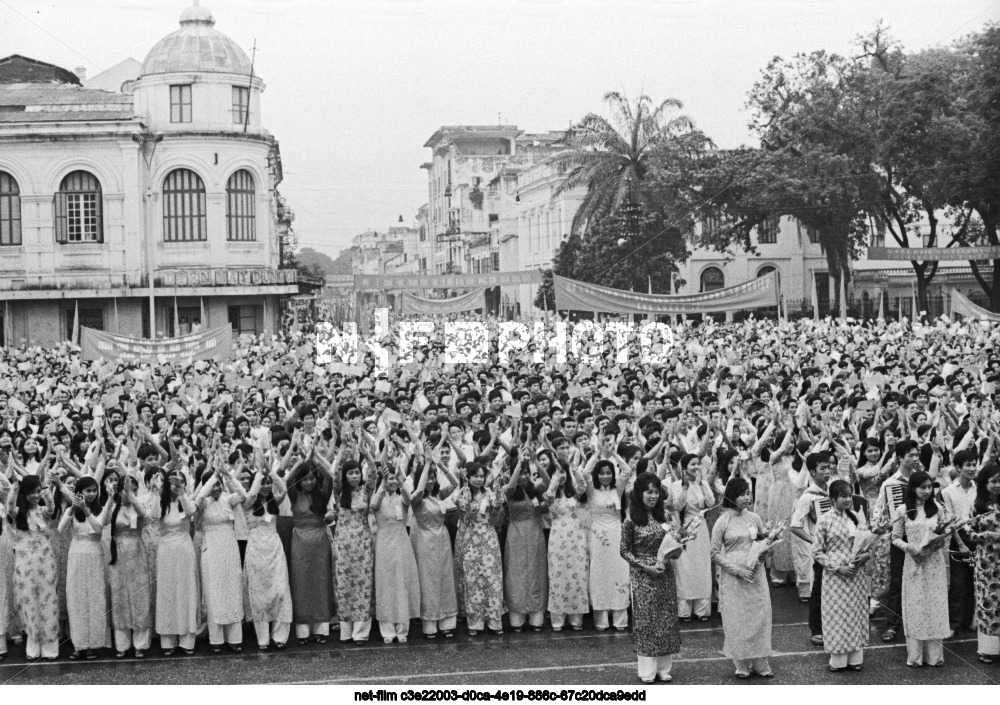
xmin=711 ymin=477 xmax=773 ymax=678
xmin=891 ymin=471 xmax=950 ymax=667
xmin=155 ymin=472 xmax=199 ymax=655
xmin=243 ymin=466 xmax=293 ymax=650
xmin=106 ymin=475 xmax=153 ymax=658
xmin=503 ymin=452 xmax=549 ymax=631
xmin=545 ymin=455 xmax=589 ymax=632
xmin=411 ymin=452 xmax=460 ymax=638
xmin=670 ymin=453 xmax=717 ymax=620
xmin=586 ymin=450 xmax=631 ymax=631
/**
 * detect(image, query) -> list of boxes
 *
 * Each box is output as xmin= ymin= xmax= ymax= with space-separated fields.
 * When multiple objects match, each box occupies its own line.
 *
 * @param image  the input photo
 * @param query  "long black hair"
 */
xmin=73 ymin=476 xmax=101 ymax=523
xmin=591 ymin=458 xmax=616 ymax=490
xmin=973 ymin=462 xmax=1000 ymax=516
xmin=251 ymin=474 xmax=281 ymax=517
xmin=629 ymin=471 xmax=666 ymax=526
xmin=14 ymin=475 xmax=43 ymax=532
xmin=411 ymin=456 xmax=440 ymax=499
xmin=904 ymin=470 xmax=938 ymax=521
xmin=159 ymin=470 xmax=186 ymax=518
xmin=339 ymin=459 xmax=362 ymax=510
xmin=108 ymin=475 xmax=139 ymax=566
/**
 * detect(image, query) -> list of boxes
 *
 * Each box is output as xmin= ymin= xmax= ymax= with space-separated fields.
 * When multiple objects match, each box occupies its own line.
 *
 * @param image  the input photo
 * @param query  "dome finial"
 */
xmin=180 ymin=1 xmax=214 ymax=25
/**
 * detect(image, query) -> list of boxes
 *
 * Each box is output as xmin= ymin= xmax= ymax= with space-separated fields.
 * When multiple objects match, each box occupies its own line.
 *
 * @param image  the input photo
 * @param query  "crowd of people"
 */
xmin=1 ymin=309 xmax=999 ymax=684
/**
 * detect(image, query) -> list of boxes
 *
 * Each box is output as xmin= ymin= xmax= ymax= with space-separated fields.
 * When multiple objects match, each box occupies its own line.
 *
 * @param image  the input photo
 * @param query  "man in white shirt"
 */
xmin=942 ymin=449 xmax=978 ymax=634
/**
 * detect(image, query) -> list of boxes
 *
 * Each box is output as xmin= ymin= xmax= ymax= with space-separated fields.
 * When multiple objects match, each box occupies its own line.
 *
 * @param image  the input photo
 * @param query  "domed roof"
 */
xmin=140 ymin=2 xmax=253 ymax=77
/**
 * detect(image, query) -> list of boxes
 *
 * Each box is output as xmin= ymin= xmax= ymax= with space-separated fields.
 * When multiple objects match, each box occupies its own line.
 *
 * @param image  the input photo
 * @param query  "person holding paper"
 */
xmin=619 ymin=471 xmax=682 ymax=684
xmin=410 ymin=451 xmax=460 ymax=639
xmin=503 ymin=452 xmax=548 ymax=633
xmin=711 ymin=477 xmax=774 ymax=679
xmin=242 ymin=464 xmax=293 ymax=650
xmin=670 ymin=453 xmax=718 ymax=622
xmin=105 ymin=475 xmax=153 ymax=659
xmin=812 ymin=480 xmax=871 ymax=673
xmin=965 ymin=462 xmax=1000 ymax=664
xmin=154 ymin=471 xmax=199 ymax=656
xmin=371 ymin=459 xmax=420 ymax=644
xmin=890 ymin=470 xmax=950 ymax=667
xmin=455 ymin=462 xmax=505 ymax=636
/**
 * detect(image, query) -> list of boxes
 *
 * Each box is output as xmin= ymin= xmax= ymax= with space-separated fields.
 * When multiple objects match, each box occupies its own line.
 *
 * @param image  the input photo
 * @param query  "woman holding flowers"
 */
xmin=620 ymin=472 xmax=682 ymax=684
xmin=891 ymin=470 xmax=951 ymax=667
xmin=711 ymin=477 xmax=774 ymax=679
xmin=966 ymin=462 xmax=1000 ymax=663
xmin=671 ymin=452 xmax=718 ymax=621
xmin=813 ymin=479 xmax=872 ymax=673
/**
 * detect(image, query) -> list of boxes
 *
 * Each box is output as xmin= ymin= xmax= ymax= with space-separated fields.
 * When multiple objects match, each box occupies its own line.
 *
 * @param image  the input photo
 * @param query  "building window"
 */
xmin=228 ymin=305 xmax=262 ymax=336
xmin=170 ymin=84 xmax=192 ymax=123
xmin=66 ymin=307 xmax=103 ymax=340
xmin=232 ymin=86 xmax=249 ymax=125
xmin=0 ymin=171 xmax=21 ymax=246
xmin=226 ymin=169 xmax=256 ymax=241
xmin=702 ymin=216 xmax=721 ymax=236
xmin=758 ymin=217 xmax=778 ymax=244
xmin=700 ymin=266 xmax=725 ymax=292
xmin=166 ymin=306 xmax=202 ymax=337
xmin=163 ymin=168 xmax=207 ymax=242
xmin=54 ymin=171 xmax=103 ymax=243
xmin=491 ymin=252 xmax=499 ymax=272
xmin=798 ymin=220 xmax=820 ymax=244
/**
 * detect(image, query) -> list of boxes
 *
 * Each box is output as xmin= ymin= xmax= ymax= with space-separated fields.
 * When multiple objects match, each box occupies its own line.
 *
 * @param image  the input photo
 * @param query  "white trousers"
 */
xmin=637 ymin=655 xmax=673 ymax=681
xmin=160 ymin=633 xmax=196 ymax=650
xmin=829 ymin=649 xmax=863 ymax=669
xmin=338 ymin=619 xmax=371 ymax=642
xmin=208 ymin=622 xmax=242 ymax=645
xmin=593 ymin=609 xmax=629 ymax=630
xmin=295 ymin=622 xmax=330 ymax=639
xmin=979 ymin=631 xmax=1000 ymax=655
xmin=253 ymin=620 xmax=290 ymax=647
xmin=677 ymin=598 xmax=711 ymax=618
xmin=26 ymin=635 xmax=59 ymax=659
xmin=733 ymin=657 xmax=772 ymax=675
xmin=906 ymin=638 xmax=944 ymax=666
xmin=421 ymin=616 xmax=457 ymax=634
xmin=114 ymin=627 xmax=152 ymax=652
xmin=550 ymin=612 xmax=583 ymax=630
xmin=379 ymin=621 xmax=410 ymax=641
xmin=0 ymin=634 xmax=6 ymax=655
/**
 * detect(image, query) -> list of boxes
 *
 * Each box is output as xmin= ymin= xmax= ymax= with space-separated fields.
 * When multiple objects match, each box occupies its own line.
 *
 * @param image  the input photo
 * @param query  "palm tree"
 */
xmin=550 ymin=91 xmax=699 ymax=235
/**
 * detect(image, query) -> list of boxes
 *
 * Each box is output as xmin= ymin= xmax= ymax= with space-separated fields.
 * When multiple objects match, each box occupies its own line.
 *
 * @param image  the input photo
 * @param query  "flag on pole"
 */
xmin=877 ymin=289 xmax=885 ymax=321
xmin=71 ymin=300 xmax=80 ymax=344
xmin=839 ymin=274 xmax=847 ymax=321
xmin=811 ymin=274 xmax=820 ymax=322
xmin=173 ymin=294 xmax=180 ymax=338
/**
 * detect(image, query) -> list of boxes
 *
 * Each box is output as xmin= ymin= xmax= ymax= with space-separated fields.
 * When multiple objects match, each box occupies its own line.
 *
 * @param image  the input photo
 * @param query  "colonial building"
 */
xmin=0 ymin=2 xmax=298 ymax=347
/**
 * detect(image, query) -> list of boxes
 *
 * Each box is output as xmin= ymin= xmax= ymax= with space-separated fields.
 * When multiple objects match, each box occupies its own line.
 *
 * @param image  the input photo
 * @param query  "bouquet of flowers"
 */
xmin=745 ymin=519 xmax=787 ymax=569
xmin=850 ymin=515 xmax=895 ymax=565
xmin=656 ymin=517 xmax=701 ymax=566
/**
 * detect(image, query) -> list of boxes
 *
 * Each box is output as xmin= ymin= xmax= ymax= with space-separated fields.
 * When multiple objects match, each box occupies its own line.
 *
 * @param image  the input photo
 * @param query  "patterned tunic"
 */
xmin=895 ymin=505 xmax=950 ymax=641
xmin=66 ymin=517 xmax=112 ymax=649
xmin=620 ymin=517 xmax=681 ymax=657
xmin=813 ymin=510 xmax=868 ymax=654
xmin=199 ymin=496 xmax=244 ymax=626
xmin=711 ymin=509 xmax=772 ymax=660
xmin=455 ymin=488 xmax=504 ymax=624
xmin=546 ymin=496 xmax=590 ymax=615
xmin=967 ymin=509 xmax=1000 ymax=637
xmin=373 ymin=493 xmax=421 ymax=624
xmin=332 ymin=488 xmax=374 ymax=622
xmin=13 ymin=508 xmax=59 ymax=646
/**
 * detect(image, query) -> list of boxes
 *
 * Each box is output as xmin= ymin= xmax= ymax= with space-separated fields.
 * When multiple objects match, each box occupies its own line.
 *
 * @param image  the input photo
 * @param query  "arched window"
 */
xmin=0 ymin=171 xmax=21 ymax=246
xmin=700 ymin=266 xmax=725 ymax=293
xmin=163 ymin=169 xmax=207 ymax=242
xmin=55 ymin=170 xmax=102 ymax=243
xmin=757 ymin=265 xmax=776 ymax=278
xmin=226 ymin=170 xmax=256 ymax=241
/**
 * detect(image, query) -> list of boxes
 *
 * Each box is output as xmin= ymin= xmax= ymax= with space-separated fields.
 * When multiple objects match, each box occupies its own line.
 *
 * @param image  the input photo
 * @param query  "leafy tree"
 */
xmin=550 ymin=92 xmax=708 ymax=234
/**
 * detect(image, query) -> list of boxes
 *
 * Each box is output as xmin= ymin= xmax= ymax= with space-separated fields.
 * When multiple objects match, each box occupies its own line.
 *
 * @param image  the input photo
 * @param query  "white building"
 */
xmin=0 ymin=3 xmax=298 ymax=346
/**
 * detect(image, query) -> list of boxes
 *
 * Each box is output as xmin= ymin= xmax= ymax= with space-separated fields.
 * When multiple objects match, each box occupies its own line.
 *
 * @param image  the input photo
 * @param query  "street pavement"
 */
xmin=1 ymin=585 xmax=996 ymax=686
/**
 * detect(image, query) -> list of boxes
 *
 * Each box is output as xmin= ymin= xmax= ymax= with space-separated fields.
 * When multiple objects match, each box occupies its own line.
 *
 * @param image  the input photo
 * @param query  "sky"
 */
xmin=3 ymin=0 xmax=999 ymax=257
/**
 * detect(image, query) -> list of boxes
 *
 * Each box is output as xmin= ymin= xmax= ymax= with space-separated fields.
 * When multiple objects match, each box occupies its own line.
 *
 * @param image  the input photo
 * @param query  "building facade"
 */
xmin=0 ymin=3 xmax=298 ymax=347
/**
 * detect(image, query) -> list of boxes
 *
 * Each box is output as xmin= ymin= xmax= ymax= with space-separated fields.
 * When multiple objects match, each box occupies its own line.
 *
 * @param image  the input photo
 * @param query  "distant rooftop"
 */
xmin=424 ymin=125 xmax=522 ymax=149
xmin=83 ymin=58 xmax=142 ymax=93
xmin=0 ymin=55 xmax=81 ymax=85
xmin=0 ymin=79 xmax=133 ymax=124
